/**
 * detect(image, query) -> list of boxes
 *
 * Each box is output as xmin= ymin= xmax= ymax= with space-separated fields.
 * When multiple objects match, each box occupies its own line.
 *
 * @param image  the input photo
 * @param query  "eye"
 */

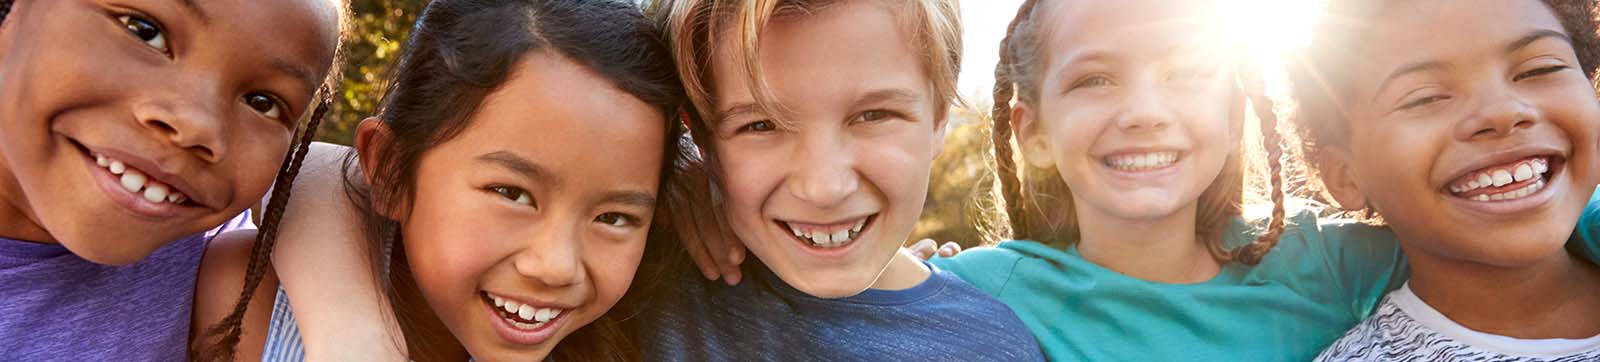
xmin=1070 ymin=75 xmax=1113 ymax=91
xmin=737 ymin=120 xmax=777 ymax=134
xmin=595 ymin=212 xmax=639 ymax=228
xmin=243 ymin=93 xmax=284 ymax=119
xmin=117 ymin=15 xmax=168 ymax=54
xmin=854 ymin=110 xmax=899 ymax=124
xmin=1397 ymin=94 xmax=1451 ymax=111
xmin=1514 ymin=65 xmax=1569 ymax=82
xmin=489 ymin=186 xmax=535 ymax=206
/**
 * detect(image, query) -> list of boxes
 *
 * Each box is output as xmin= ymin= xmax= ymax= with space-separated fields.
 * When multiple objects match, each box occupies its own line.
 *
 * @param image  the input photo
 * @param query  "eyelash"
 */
xmin=854 ymin=109 xmax=903 ymax=124
xmin=595 ymin=212 xmax=639 ymax=228
xmin=1514 ymin=65 xmax=1568 ymax=82
xmin=1397 ymin=94 xmax=1450 ymax=111
xmin=487 ymin=185 xmax=535 ymax=207
xmin=1070 ymin=75 xmax=1113 ymax=91
xmin=736 ymin=119 xmax=777 ymax=134
xmin=118 ymin=13 xmax=170 ymax=56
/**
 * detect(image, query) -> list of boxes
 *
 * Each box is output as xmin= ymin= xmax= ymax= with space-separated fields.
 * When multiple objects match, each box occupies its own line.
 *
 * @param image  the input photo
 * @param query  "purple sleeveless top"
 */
xmin=0 ymin=212 xmax=254 ymax=361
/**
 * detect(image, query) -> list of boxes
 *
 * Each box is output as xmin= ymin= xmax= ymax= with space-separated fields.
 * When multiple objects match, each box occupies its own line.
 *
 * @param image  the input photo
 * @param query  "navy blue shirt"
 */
xmin=639 ymin=261 xmax=1044 ymax=361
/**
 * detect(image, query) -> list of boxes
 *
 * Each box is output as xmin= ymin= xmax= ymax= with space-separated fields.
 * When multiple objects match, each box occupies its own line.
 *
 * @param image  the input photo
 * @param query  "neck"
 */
xmin=1075 ymin=202 xmax=1220 ymax=284
xmin=1406 ymin=245 xmax=1600 ymax=339
xmin=868 ymin=249 xmax=931 ymax=291
xmin=0 ymin=163 xmax=52 ymax=243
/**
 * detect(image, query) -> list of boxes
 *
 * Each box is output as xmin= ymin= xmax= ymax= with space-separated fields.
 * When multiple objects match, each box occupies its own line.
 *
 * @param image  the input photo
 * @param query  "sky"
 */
xmin=957 ymin=0 xmax=1028 ymax=100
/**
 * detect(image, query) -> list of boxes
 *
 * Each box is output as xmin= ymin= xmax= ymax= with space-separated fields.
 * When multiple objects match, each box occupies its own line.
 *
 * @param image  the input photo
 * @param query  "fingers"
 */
xmin=938 ymin=241 xmax=963 ymax=257
xmin=909 ymin=239 xmax=938 ymax=260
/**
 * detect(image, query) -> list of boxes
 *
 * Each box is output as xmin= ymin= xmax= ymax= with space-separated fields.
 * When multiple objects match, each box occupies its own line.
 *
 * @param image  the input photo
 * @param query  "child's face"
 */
xmin=1018 ymin=0 xmax=1239 ymax=225
xmin=1329 ymin=0 xmax=1600 ymax=266
xmin=0 ymin=0 xmax=339 ymax=264
xmin=708 ymin=2 xmax=945 ymax=298
xmin=388 ymin=52 xmax=664 ymax=360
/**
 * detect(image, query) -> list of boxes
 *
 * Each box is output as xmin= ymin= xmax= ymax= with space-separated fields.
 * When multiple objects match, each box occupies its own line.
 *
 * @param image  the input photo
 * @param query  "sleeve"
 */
xmin=1309 ymin=214 xmax=1408 ymax=320
xmin=1572 ymin=185 xmax=1600 ymax=264
xmin=930 ymin=245 xmax=1024 ymax=297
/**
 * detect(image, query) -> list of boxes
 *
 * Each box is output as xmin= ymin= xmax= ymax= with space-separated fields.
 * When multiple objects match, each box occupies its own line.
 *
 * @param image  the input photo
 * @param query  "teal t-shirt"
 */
xmin=932 ymin=193 xmax=1600 ymax=361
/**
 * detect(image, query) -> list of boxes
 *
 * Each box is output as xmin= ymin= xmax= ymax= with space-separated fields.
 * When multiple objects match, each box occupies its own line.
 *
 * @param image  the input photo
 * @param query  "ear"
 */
xmin=1318 ymin=145 xmax=1369 ymax=211
xmin=1012 ymin=102 xmax=1054 ymax=168
xmin=352 ymin=118 xmax=406 ymax=220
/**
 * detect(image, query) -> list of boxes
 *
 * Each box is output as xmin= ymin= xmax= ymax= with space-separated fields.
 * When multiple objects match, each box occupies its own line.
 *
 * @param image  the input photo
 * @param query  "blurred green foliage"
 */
xmin=321 ymin=0 xmax=423 ymax=145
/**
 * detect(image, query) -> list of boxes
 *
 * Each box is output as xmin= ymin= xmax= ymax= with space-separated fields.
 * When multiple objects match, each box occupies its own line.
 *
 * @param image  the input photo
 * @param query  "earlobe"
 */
xmin=352 ymin=118 xmax=406 ymax=220
xmin=1012 ymin=103 xmax=1054 ymax=168
xmin=1319 ymin=147 xmax=1369 ymax=211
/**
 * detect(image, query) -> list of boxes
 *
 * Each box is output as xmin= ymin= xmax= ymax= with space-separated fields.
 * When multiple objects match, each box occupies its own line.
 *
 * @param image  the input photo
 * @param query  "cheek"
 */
xmin=583 ymin=238 xmax=647 ymax=317
xmin=228 ymin=127 xmax=294 ymax=202
xmin=716 ymin=148 xmax=779 ymax=217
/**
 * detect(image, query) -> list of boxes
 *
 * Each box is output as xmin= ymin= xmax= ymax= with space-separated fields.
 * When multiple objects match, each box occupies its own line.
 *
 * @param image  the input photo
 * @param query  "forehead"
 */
xmin=1350 ymin=0 xmax=1566 ymax=83
xmin=707 ymin=1 xmax=931 ymax=114
xmin=1044 ymin=0 xmax=1223 ymax=57
xmin=198 ymin=0 xmax=341 ymax=90
xmin=453 ymin=52 xmax=665 ymax=190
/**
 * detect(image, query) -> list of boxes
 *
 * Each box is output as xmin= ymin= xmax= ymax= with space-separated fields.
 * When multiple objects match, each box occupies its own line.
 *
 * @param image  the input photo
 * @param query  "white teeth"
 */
xmin=120 ymin=169 xmax=146 ymax=193
xmin=1476 ymin=173 xmax=1493 ymax=189
xmin=534 ymin=308 xmax=560 ymax=323
xmin=142 ymin=184 xmax=169 ymax=203
xmin=503 ymin=300 xmax=519 ymax=315
xmin=517 ymin=304 xmax=535 ymax=321
xmin=830 ymin=230 xmax=849 ymax=243
xmin=1534 ymin=160 xmax=1548 ymax=173
xmin=95 ymin=155 xmax=109 ymax=167
xmin=786 ymin=219 xmax=866 ymax=248
xmin=1513 ymin=164 xmax=1534 ymax=182
xmin=810 ymin=231 xmax=831 ymax=245
xmin=1474 ymin=194 xmax=1490 ymax=202
xmin=1107 ymin=152 xmax=1178 ymax=171
xmin=1491 ymin=170 xmax=1513 ymax=187
xmin=493 ymin=296 xmax=505 ymax=308
xmin=851 ymin=219 xmax=864 ymax=233
xmin=109 ymin=160 xmax=126 ymax=175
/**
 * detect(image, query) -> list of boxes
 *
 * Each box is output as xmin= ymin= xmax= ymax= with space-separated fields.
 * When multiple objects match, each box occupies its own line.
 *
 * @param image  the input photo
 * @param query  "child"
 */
xmin=921 ymin=0 xmax=1600 ymax=360
xmin=0 ymin=0 xmax=343 ymax=360
xmin=222 ymin=0 xmax=692 ymax=360
xmin=638 ymin=0 xmax=1044 ymax=360
xmin=1296 ymin=0 xmax=1600 ymax=360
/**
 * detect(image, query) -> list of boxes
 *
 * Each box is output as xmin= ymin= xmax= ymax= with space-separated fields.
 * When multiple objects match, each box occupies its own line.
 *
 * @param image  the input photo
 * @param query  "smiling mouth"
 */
xmin=777 ymin=214 xmax=875 ymax=249
xmin=1445 ymin=156 xmax=1557 ymax=202
xmin=482 ymin=291 xmax=566 ymax=331
xmin=1103 ymin=151 xmax=1181 ymax=172
xmin=70 ymin=139 xmax=201 ymax=208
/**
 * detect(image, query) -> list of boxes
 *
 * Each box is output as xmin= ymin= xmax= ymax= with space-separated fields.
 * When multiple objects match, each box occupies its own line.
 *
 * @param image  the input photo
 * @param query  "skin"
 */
xmin=708 ymin=0 xmax=944 ymax=298
xmin=366 ymin=51 xmax=664 ymax=360
xmin=0 ymin=0 xmax=339 ymax=265
xmin=1321 ymin=0 xmax=1600 ymax=338
xmin=1013 ymin=0 xmax=1242 ymax=283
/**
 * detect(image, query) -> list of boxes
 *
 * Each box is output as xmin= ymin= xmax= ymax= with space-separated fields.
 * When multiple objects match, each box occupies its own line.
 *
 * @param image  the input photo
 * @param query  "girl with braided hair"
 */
xmin=0 ymin=0 xmax=344 ymax=360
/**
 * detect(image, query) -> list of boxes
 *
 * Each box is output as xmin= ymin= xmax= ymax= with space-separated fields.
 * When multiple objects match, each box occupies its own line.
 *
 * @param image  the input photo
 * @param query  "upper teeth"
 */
xmin=1449 ymin=157 xmax=1550 ymax=201
xmin=786 ymin=218 xmax=866 ymax=248
xmin=94 ymin=153 xmax=188 ymax=205
xmin=1107 ymin=152 xmax=1178 ymax=171
xmin=487 ymin=292 xmax=563 ymax=327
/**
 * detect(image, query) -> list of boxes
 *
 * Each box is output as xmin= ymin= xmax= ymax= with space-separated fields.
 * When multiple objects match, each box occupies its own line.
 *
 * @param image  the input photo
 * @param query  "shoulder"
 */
xmin=1313 ymin=304 xmax=1395 ymax=361
xmin=931 ymin=241 xmax=1039 ymax=295
xmin=193 ymin=229 xmax=279 ymax=360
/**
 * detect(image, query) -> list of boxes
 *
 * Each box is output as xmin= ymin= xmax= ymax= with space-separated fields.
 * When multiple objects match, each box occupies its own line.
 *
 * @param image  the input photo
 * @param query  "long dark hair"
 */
xmin=341 ymin=0 xmax=687 ymax=360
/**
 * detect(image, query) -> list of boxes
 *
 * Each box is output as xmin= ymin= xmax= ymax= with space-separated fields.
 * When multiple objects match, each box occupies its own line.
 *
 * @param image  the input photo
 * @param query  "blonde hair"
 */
xmin=989 ymin=0 xmax=1287 ymax=264
xmin=652 ymin=0 xmax=963 ymax=123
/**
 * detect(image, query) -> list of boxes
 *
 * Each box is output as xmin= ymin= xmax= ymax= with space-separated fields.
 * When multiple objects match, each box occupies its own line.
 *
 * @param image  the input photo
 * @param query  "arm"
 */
xmin=192 ymin=229 xmax=278 ymax=361
xmin=270 ymin=142 xmax=407 ymax=361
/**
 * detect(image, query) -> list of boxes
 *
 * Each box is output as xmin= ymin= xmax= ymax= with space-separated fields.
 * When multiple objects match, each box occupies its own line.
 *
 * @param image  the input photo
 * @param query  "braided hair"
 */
xmin=988 ymin=0 xmax=1288 ymax=264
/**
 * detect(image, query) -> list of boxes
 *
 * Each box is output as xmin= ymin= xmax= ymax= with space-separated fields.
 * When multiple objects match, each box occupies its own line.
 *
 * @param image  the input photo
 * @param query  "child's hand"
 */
xmin=678 ymin=214 xmax=746 ymax=285
xmin=909 ymin=239 xmax=963 ymax=260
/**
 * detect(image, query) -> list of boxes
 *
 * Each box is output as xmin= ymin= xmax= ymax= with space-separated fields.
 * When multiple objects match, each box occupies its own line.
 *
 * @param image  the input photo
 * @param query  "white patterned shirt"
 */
xmin=1317 ymin=283 xmax=1600 ymax=361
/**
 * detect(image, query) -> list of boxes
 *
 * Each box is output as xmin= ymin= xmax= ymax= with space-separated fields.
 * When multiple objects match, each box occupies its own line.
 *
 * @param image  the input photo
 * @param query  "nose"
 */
xmin=787 ymin=130 xmax=860 ymax=209
xmin=135 ymin=77 xmax=229 ymax=162
xmin=511 ymin=222 xmax=584 ymax=288
xmin=1459 ymin=83 xmax=1537 ymax=141
xmin=1114 ymin=82 xmax=1175 ymax=132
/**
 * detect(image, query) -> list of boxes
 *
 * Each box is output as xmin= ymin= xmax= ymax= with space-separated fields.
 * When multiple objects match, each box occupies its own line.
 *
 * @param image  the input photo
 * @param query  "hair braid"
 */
xmin=1232 ymin=70 xmax=1287 ymax=265
xmin=0 ymin=0 xmax=13 ymax=26
xmin=991 ymin=0 xmax=1040 ymax=239
xmin=196 ymin=88 xmax=331 ymax=361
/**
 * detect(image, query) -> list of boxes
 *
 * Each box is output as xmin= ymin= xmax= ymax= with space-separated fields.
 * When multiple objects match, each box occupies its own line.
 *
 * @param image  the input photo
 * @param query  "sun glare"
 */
xmin=1216 ymin=0 xmax=1326 ymax=67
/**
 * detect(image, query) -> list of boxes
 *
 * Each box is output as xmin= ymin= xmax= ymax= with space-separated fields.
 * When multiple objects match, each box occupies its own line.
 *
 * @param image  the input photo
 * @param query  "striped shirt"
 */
xmin=1316 ymin=284 xmax=1600 ymax=361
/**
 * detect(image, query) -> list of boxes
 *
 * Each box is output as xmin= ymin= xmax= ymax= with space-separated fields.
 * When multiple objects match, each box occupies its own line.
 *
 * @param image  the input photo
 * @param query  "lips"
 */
xmin=1445 ymin=156 xmax=1555 ymax=202
xmin=777 ymin=214 xmax=874 ymax=249
xmin=1103 ymin=151 xmax=1180 ymax=172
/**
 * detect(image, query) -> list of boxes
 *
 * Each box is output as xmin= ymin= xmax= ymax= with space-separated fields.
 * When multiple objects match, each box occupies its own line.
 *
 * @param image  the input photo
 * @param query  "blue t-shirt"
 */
xmin=0 ymin=211 xmax=254 ymax=361
xmin=638 ymin=261 xmax=1045 ymax=361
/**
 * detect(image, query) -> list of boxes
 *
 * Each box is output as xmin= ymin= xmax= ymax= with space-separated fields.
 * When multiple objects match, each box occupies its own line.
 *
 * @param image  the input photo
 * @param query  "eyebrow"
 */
xmin=477 ymin=151 xmax=560 ymax=189
xmin=176 ymin=0 xmax=211 ymax=25
xmin=273 ymin=59 xmax=320 ymax=104
xmin=1371 ymin=61 xmax=1446 ymax=103
xmin=600 ymin=191 xmax=657 ymax=209
xmin=1505 ymin=29 xmax=1572 ymax=54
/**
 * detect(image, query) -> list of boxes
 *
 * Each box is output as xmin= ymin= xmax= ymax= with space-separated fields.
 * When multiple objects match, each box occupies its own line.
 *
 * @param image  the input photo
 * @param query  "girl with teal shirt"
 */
xmin=929 ymin=0 xmax=1600 ymax=360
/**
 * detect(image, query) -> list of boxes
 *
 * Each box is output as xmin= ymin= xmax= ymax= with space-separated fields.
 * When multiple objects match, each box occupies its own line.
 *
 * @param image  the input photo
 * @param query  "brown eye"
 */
xmin=739 ymin=120 xmax=776 ymax=133
xmin=243 ymin=93 xmax=283 ymax=119
xmin=595 ymin=212 xmax=637 ymax=228
xmin=117 ymin=15 xmax=168 ymax=53
xmin=490 ymin=185 xmax=534 ymax=206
